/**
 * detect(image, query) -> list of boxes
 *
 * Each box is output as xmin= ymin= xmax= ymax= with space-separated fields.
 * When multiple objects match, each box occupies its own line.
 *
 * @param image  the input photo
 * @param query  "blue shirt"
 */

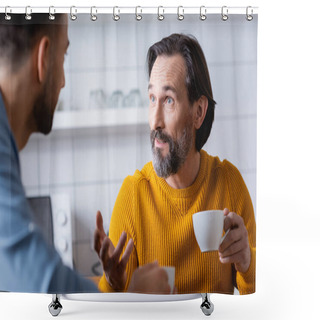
xmin=0 ymin=93 xmax=99 ymax=293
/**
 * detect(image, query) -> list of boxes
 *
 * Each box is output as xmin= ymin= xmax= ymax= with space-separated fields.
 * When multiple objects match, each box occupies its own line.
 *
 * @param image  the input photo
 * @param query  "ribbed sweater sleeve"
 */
xmin=224 ymin=160 xmax=256 ymax=294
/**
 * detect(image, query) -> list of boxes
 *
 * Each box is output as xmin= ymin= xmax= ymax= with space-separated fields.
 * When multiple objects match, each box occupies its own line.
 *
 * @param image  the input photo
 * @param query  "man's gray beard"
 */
xmin=151 ymin=127 xmax=193 ymax=179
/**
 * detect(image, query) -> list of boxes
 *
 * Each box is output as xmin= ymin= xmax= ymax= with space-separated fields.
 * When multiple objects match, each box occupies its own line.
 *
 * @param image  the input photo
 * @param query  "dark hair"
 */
xmin=147 ymin=33 xmax=216 ymax=152
xmin=0 ymin=14 xmax=65 ymax=72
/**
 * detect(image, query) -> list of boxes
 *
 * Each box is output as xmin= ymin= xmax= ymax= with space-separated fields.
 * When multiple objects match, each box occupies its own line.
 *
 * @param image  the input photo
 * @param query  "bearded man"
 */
xmin=95 ymin=33 xmax=256 ymax=295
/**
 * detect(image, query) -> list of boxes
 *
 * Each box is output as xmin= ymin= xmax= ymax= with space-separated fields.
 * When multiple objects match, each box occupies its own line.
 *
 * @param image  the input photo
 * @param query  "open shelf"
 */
xmin=52 ymin=107 xmax=149 ymax=131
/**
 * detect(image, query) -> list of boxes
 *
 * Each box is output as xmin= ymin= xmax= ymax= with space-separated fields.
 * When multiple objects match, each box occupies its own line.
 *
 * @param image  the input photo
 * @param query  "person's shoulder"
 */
xmin=202 ymin=149 xmax=240 ymax=174
xmin=123 ymin=161 xmax=154 ymax=187
xmin=221 ymin=158 xmax=240 ymax=173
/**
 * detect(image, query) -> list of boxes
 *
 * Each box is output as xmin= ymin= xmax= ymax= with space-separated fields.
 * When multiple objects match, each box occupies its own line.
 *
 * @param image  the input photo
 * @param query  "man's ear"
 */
xmin=36 ymin=36 xmax=50 ymax=83
xmin=193 ymin=95 xmax=208 ymax=130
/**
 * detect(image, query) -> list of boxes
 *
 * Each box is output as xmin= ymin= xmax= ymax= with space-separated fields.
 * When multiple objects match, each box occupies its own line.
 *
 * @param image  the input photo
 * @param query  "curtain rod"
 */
xmin=0 ymin=6 xmax=259 ymax=17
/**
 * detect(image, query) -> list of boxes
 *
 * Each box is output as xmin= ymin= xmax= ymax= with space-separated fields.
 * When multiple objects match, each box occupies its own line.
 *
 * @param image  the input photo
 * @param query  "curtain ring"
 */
xmin=5 ymin=6 xmax=12 ymax=21
xmin=49 ymin=6 xmax=55 ymax=21
xmin=200 ymin=6 xmax=207 ymax=21
xmin=246 ymin=6 xmax=253 ymax=21
xmin=113 ymin=6 xmax=120 ymax=21
xmin=157 ymin=6 xmax=164 ymax=21
xmin=25 ymin=6 xmax=32 ymax=20
xmin=70 ymin=6 xmax=77 ymax=21
xmin=135 ymin=6 xmax=142 ymax=21
xmin=90 ymin=6 xmax=97 ymax=21
xmin=221 ymin=6 xmax=228 ymax=21
xmin=177 ymin=6 xmax=184 ymax=21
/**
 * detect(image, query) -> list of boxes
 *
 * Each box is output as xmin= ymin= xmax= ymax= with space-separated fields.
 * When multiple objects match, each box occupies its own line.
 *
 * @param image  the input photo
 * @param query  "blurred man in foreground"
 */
xmin=0 ymin=13 xmax=170 ymax=294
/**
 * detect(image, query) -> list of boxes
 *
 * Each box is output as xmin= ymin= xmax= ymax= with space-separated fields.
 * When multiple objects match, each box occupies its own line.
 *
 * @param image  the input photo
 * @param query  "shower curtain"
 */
xmin=1 ymin=6 xmax=257 ymax=296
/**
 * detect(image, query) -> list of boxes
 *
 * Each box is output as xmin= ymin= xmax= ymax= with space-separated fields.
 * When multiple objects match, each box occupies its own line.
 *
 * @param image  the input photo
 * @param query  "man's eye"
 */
xmin=150 ymin=96 xmax=156 ymax=103
xmin=167 ymin=97 xmax=173 ymax=104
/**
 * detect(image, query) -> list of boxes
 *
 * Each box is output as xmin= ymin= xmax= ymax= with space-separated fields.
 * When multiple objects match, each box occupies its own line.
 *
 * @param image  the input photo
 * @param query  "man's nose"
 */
xmin=150 ymin=103 xmax=165 ymax=131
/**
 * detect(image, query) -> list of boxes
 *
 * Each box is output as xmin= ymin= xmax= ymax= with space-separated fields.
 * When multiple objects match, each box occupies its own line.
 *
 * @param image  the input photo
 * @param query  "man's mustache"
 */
xmin=150 ymin=129 xmax=172 ymax=145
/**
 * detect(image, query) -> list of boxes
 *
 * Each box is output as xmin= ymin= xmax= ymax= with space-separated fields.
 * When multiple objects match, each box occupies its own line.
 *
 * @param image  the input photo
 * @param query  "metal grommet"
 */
xmin=70 ymin=6 xmax=77 ymax=21
xmin=246 ymin=6 xmax=253 ymax=21
xmin=5 ymin=6 xmax=12 ymax=21
xmin=113 ymin=6 xmax=120 ymax=21
xmin=25 ymin=6 xmax=32 ymax=20
xmin=177 ymin=6 xmax=184 ymax=21
xmin=91 ymin=6 xmax=97 ymax=21
xmin=135 ymin=6 xmax=142 ymax=21
xmin=221 ymin=6 xmax=228 ymax=21
xmin=200 ymin=6 xmax=207 ymax=21
xmin=49 ymin=6 xmax=55 ymax=21
xmin=157 ymin=6 xmax=164 ymax=21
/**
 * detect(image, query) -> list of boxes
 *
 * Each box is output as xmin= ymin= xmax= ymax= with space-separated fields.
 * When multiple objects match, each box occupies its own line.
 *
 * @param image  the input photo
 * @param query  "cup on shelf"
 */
xmin=89 ymin=89 xmax=107 ymax=109
xmin=123 ymin=89 xmax=143 ymax=108
xmin=107 ymin=90 xmax=124 ymax=109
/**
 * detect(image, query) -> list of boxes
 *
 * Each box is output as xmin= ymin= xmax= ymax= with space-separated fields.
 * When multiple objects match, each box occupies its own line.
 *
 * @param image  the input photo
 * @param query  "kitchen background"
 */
xmin=20 ymin=13 xmax=257 ymax=277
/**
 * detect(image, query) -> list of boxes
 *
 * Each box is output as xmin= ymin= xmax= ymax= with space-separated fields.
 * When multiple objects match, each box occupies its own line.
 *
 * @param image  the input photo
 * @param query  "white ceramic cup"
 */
xmin=192 ymin=210 xmax=229 ymax=252
xmin=162 ymin=266 xmax=175 ymax=293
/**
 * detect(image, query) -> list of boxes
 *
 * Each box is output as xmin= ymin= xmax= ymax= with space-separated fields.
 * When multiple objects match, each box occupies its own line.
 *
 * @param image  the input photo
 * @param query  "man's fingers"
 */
xmin=94 ymin=211 xmax=107 ymax=254
xmin=219 ymin=250 xmax=242 ymax=264
xmin=96 ymin=210 xmax=103 ymax=229
xmin=219 ymin=248 xmax=250 ymax=269
xmin=127 ymin=262 xmax=171 ymax=294
xmin=223 ymin=211 xmax=242 ymax=232
xmin=219 ymin=238 xmax=244 ymax=258
xmin=100 ymin=237 xmax=112 ymax=268
xmin=119 ymin=238 xmax=134 ymax=269
xmin=96 ymin=211 xmax=106 ymax=237
xmin=219 ymin=211 xmax=251 ymax=273
xmin=99 ymin=232 xmax=133 ymax=276
xmin=112 ymin=232 xmax=127 ymax=262
xmin=93 ymin=229 xmax=102 ymax=254
xmin=219 ymin=227 xmax=242 ymax=252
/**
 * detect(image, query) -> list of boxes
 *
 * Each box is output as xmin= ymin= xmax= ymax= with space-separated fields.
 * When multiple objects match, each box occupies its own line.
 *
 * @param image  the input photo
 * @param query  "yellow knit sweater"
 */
xmin=99 ymin=150 xmax=256 ymax=294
